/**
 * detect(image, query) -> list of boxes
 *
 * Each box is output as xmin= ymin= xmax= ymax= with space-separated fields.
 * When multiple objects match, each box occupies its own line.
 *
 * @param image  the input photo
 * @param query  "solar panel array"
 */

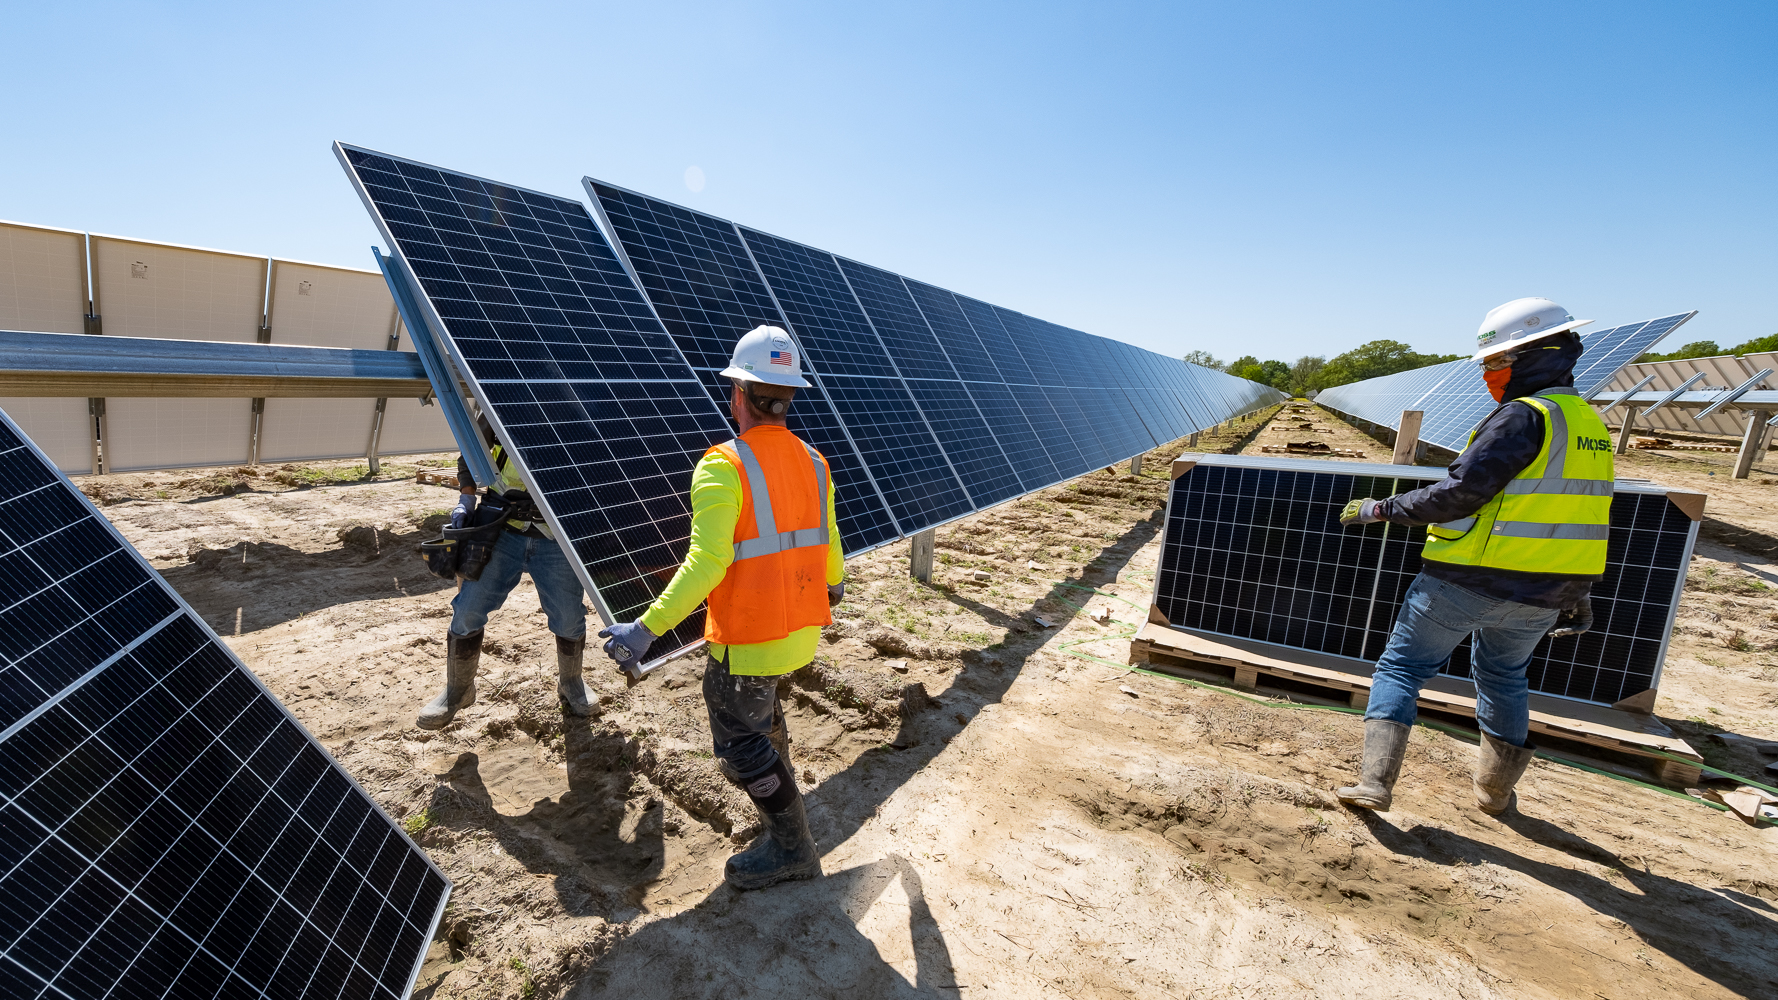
xmin=1316 ymin=312 xmax=1695 ymax=453
xmin=333 ymin=143 xmax=1282 ymax=668
xmin=0 ymin=410 xmax=447 ymax=1000
xmin=1152 ymin=455 xmax=1699 ymax=707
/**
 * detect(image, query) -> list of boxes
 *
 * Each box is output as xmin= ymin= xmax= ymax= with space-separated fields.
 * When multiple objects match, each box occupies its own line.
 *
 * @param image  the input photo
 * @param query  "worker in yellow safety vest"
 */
xmin=599 ymin=326 xmax=844 ymax=890
xmin=1334 ymin=298 xmax=1612 ymax=816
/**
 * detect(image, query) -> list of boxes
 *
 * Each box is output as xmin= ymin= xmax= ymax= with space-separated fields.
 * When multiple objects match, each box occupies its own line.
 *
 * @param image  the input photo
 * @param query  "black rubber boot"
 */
xmin=1473 ymin=732 xmax=1535 ymax=815
xmin=416 ymin=629 xmax=482 ymax=730
xmin=725 ymin=757 xmax=819 ymax=891
xmin=1336 ymin=719 xmax=1411 ymax=811
xmin=555 ymin=635 xmax=594 ymax=717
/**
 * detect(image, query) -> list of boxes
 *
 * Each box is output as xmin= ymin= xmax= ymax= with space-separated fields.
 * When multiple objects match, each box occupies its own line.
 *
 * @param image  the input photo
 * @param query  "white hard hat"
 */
xmin=720 ymin=325 xmax=811 ymax=388
xmin=1473 ymin=297 xmax=1593 ymax=362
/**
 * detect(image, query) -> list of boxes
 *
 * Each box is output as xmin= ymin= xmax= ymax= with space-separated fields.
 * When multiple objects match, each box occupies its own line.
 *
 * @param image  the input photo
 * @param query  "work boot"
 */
xmin=416 ymin=629 xmax=482 ymax=730
xmin=1335 ymin=719 xmax=1411 ymax=811
xmin=1473 ymin=732 xmax=1536 ymax=815
xmin=726 ymin=759 xmax=820 ymax=891
xmin=556 ymin=635 xmax=594 ymax=717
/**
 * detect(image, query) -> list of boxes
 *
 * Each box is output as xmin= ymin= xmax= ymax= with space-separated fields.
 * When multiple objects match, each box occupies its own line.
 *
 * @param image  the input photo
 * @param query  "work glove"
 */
xmin=1547 ymin=597 xmax=1592 ymax=639
xmin=598 ymin=620 xmax=656 ymax=665
xmin=1338 ymin=498 xmax=1382 ymax=527
xmin=449 ymin=497 xmax=472 ymax=529
xmin=827 ymin=582 xmax=845 ymax=608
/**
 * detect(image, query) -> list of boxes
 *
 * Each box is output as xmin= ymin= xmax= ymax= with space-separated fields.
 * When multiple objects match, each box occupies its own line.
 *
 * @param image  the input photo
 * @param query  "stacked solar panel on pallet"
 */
xmin=335 ymin=144 xmax=1285 ymax=668
xmin=0 ymin=410 xmax=447 ymax=999
xmin=1151 ymin=454 xmax=1702 ymax=708
xmin=1315 ymin=313 xmax=1696 ymax=454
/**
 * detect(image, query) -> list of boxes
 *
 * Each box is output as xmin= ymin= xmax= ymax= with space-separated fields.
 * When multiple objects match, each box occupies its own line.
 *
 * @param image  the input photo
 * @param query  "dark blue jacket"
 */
xmin=1375 ymin=337 xmax=1595 ymax=610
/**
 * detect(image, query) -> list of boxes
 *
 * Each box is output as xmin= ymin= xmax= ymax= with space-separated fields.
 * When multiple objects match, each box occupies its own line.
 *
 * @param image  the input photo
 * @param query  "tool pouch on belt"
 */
xmin=418 ymin=536 xmax=459 ymax=582
xmin=443 ymin=489 xmax=510 ymax=582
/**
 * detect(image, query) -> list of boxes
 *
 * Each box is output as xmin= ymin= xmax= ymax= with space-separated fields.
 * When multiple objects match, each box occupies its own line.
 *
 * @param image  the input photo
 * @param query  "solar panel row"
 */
xmin=0 ymin=410 xmax=447 ymax=1000
xmin=1316 ymin=313 xmax=1695 ymax=454
xmin=1153 ymin=455 xmax=1700 ymax=707
xmin=334 ymin=143 xmax=1283 ymax=669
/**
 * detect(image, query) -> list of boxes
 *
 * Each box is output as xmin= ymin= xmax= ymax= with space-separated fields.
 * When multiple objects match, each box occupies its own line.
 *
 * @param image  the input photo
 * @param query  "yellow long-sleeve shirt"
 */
xmin=638 ymin=442 xmax=844 ymax=675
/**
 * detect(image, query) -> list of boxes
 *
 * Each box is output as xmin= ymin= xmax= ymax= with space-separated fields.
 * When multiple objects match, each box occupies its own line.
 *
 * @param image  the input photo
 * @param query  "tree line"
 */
xmin=1184 ymin=341 xmax=1463 ymax=397
xmin=1636 ymin=332 xmax=1778 ymax=364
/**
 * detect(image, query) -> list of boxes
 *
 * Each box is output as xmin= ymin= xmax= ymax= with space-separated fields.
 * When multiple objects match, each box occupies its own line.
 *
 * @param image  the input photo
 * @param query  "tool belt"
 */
xmin=417 ymin=488 xmax=542 ymax=582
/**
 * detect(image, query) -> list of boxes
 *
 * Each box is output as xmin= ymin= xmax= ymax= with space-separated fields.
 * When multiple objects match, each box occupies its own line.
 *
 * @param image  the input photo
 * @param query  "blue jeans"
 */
xmin=1366 ymin=573 xmax=1559 ymax=747
xmin=450 ymin=529 xmax=587 ymax=640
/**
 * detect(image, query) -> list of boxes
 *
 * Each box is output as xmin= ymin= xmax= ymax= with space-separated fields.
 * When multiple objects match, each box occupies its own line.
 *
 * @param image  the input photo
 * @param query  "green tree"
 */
xmin=1638 ymin=340 xmax=1723 ymax=363
xmin=1728 ymin=333 xmax=1778 ymax=356
xmin=1287 ymin=355 xmax=1326 ymax=396
xmin=1314 ymin=339 xmax=1461 ymax=390
xmin=1181 ymin=349 xmax=1224 ymax=370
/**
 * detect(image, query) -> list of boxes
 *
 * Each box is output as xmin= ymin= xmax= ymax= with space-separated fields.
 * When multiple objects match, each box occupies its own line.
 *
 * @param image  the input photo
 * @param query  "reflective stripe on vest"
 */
xmin=729 ymin=438 xmax=830 ymax=561
xmin=1422 ymin=388 xmax=1613 ymax=577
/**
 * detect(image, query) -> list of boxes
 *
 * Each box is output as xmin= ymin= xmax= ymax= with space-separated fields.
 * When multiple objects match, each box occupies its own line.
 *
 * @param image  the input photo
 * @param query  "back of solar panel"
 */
xmin=0 ymin=408 xmax=447 ymax=1000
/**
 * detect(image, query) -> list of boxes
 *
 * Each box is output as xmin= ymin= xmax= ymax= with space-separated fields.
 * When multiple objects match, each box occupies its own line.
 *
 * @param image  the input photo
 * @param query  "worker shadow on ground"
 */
xmin=575 ymin=506 xmax=1167 ymax=994
xmin=1357 ymin=810 xmax=1778 ymax=996
xmin=160 ymin=529 xmax=453 ymax=633
xmin=571 ymin=854 xmax=962 ymax=998
xmin=420 ymin=725 xmax=667 ymax=920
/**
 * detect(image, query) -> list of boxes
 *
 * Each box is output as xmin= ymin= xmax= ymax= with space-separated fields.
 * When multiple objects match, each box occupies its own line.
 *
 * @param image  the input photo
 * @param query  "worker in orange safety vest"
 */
xmin=599 ymin=325 xmax=844 ymax=890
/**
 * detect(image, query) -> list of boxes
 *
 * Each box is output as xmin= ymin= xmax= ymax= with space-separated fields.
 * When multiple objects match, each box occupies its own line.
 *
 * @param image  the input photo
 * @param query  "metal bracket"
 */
xmin=372 ymin=247 xmax=497 ymax=489
xmin=1595 ymin=373 xmax=1656 ymax=414
xmin=1695 ymin=368 xmax=1774 ymax=422
xmin=1640 ymin=371 xmax=1707 ymax=420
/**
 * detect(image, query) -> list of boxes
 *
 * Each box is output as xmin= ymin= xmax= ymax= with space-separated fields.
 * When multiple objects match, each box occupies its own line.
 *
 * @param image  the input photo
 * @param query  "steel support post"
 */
xmin=1615 ymin=407 xmax=1641 ymax=455
xmin=1733 ymin=410 xmax=1771 ymax=479
xmin=909 ymin=528 xmax=935 ymax=584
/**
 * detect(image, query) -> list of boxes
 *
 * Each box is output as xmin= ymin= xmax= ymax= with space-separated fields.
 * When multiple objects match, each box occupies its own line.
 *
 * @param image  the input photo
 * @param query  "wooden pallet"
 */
xmin=1129 ymin=621 xmax=1703 ymax=785
xmin=415 ymin=470 xmax=460 ymax=488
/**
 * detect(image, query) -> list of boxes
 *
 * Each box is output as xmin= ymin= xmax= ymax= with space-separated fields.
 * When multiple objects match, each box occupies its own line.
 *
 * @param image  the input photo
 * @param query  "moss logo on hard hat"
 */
xmin=1478 ymin=330 xmax=1498 ymax=346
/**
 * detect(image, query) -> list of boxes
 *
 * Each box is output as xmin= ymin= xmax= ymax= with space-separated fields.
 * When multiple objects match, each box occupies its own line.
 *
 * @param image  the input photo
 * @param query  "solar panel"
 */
xmin=0 ymin=407 xmax=447 ymax=1000
xmin=1152 ymin=454 xmax=1700 ymax=707
xmin=338 ymin=144 xmax=736 ymax=666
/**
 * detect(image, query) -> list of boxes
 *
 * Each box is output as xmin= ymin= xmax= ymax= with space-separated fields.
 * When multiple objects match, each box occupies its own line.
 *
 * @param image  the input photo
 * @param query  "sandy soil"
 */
xmin=79 ymin=412 xmax=1778 ymax=1000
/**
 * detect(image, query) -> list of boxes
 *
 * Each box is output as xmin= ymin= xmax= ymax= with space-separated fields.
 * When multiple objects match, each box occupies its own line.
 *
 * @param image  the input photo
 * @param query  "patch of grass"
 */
xmin=402 ymin=809 xmax=433 ymax=836
xmin=1688 ymin=564 xmax=1772 ymax=596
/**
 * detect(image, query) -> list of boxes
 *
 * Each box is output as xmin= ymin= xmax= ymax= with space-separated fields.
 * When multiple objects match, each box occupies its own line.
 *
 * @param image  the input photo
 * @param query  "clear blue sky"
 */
xmin=4 ymin=2 xmax=1772 ymax=363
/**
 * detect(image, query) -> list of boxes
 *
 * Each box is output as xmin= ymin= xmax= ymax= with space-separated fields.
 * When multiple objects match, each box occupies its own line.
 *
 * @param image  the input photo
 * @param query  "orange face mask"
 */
xmin=1484 ymin=366 xmax=1513 ymax=401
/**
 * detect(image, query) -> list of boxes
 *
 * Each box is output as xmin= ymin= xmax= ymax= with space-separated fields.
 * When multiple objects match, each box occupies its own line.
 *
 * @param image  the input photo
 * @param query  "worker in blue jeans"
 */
xmin=1336 ymin=298 xmax=1612 ymax=815
xmin=415 ymin=418 xmax=592 ymax=729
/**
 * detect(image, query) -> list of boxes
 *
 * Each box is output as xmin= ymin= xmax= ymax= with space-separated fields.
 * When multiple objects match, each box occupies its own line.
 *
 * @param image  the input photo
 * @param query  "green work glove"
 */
xmin=1339 ymin=498 xmax=1382 ymax=527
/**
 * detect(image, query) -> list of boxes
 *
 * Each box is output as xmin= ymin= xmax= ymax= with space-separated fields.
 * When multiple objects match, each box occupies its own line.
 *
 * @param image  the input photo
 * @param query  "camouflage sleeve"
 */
xmin=1378 ymin=401 xmax=1544 ymax=526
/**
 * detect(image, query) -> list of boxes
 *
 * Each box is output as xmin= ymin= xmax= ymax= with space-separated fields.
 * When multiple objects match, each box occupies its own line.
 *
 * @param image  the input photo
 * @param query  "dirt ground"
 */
xmin=78 ymin=407 xmax=1778 ymax=1000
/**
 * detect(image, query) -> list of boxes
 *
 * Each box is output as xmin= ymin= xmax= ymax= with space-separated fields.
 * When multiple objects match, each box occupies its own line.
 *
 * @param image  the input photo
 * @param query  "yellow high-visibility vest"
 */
xmin=1422 ymin=389 xmax=1613 ymax=577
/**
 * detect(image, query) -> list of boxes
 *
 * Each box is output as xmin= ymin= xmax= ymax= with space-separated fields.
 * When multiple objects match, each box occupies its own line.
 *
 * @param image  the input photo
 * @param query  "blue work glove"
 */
xmin=449 ymin=496 xmax=472 ymax=529
xmin=828 ymin=582 xmax=845 ymax=608
xmin=1339 ymin=498 xmax=1382 ymax=527
xmin=598 ymin=620 xmax=656 ymax=665
xmin=1547 ymin=597 xmax=1592 ymax=639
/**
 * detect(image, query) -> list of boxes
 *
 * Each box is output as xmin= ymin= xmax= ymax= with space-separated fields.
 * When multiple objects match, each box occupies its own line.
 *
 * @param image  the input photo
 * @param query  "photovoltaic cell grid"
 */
xmin=0 ymin=410 xmax=446 ymax=1000
xmin=1152 ymin=456 xmax=1699 ymax=706
xmin=1316 ymin=313 xmax=1695 ymax=454
xmin=337 ymin=145 xmax=734 ymax=664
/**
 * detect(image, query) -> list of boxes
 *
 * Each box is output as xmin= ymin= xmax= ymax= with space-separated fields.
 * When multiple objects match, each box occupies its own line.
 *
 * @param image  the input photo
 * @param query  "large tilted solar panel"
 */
xmin=337 ymin=143 xmax=1280 ymax=669
xmin=336 ymin=144 xmax=734 ymax=666
xmin=1151 ymin=454 xmax=1700 ymax=707
xmin=1317 ymin=313 xmax=1694 ymax=454
xmin=0 ymin=409 xmax=447 ymax=999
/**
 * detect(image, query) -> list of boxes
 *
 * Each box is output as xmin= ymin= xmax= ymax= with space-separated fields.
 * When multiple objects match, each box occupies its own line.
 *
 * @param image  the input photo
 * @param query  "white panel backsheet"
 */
xmin=105 ymin=398 xmax=252 ymax=471
xmin=267 ymin=259 xmax=397 ymax=349
xmin=90 ymin=236 xmax=266 ymax=341
xmin=1601 ymin=353 xmax=1778 ymax=437
xmin=371 ymin=396 xmax=456 ymax=455
xmin=0 ymin=397 xmax=93 ymax=473
xmin=0 ymin=221 xmax=87 ymax=334
xmin=259 ymin=397 xmax=378 ymax=463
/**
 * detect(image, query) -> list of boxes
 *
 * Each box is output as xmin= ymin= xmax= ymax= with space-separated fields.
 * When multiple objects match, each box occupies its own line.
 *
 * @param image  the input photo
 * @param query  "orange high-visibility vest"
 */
xmin=704 ymin=426 xmax=833 ymax=646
